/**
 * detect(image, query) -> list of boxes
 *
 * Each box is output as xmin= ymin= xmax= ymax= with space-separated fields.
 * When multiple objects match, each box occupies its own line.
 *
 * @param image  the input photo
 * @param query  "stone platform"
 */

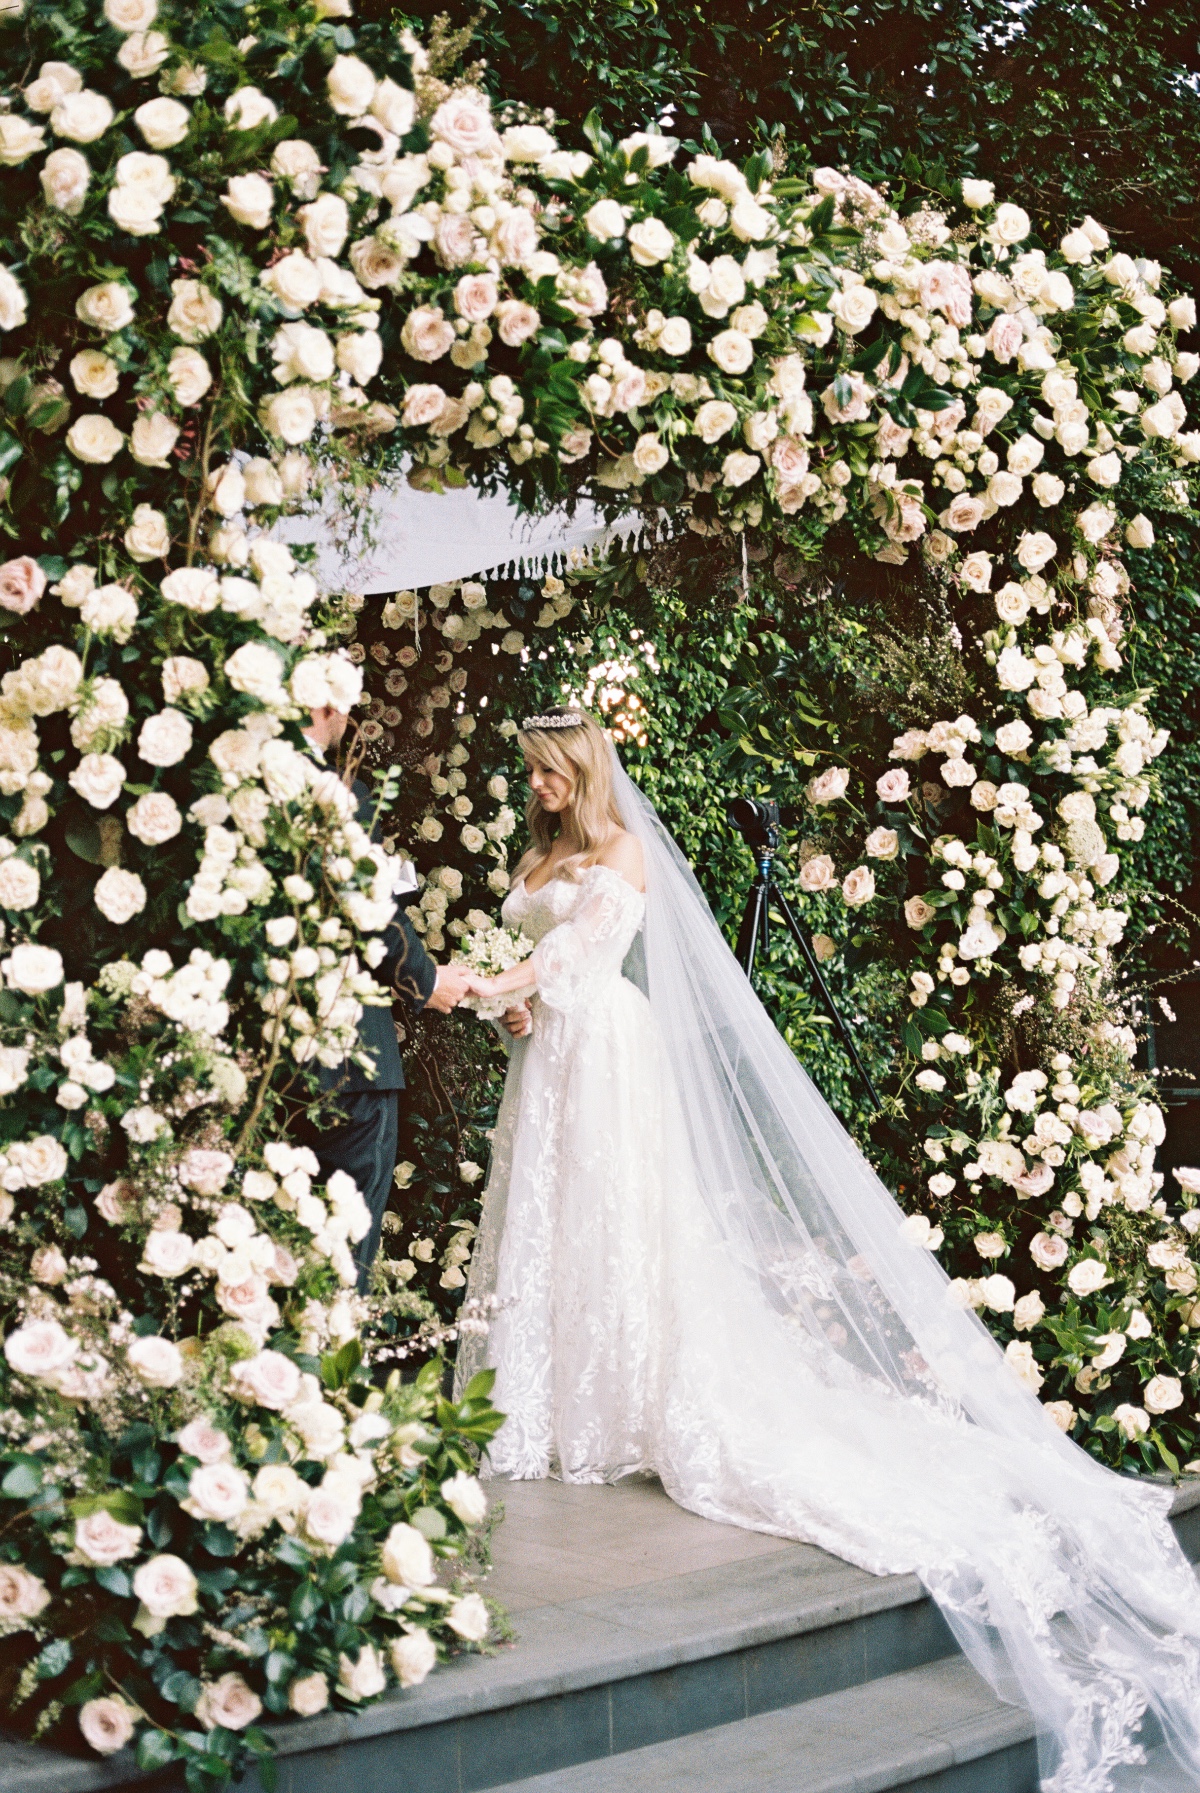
xmin=6 ymin=1475 xmax=1200 ymax=1793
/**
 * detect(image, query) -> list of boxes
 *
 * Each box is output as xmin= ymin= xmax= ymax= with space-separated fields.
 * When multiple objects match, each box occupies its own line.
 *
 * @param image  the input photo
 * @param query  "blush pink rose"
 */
xmin=919 ymin=260 xmax=973 ymax=326
xmin=985 ymin=315 xmax=1024 ymax=364
xmin=770 ymin=435 xmax=809 ymax=486
xmin=454 ymin=273 xmax=498 ymax=322
xmin=491 ymin=208 xmax=538 ymax=267
xmin=434 ymin=211 xmax=477 ymax=268
xmin=401 ymin=383 xmax=447 ymax=428
xmin=0 ymin=556 xmax=47 ymax=615
xmin=876 ymin=767 xmax=912 ymax=803
xmin=429 ymin=94 xmax=497 ymax=156
xmin=495 ymin=299 xmax=540 ymax=347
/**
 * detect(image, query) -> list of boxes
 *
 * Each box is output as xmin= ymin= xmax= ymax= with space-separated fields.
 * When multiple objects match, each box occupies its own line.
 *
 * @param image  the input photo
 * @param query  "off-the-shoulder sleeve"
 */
xmin=531 ymin=870 xmax=644 ymax=1014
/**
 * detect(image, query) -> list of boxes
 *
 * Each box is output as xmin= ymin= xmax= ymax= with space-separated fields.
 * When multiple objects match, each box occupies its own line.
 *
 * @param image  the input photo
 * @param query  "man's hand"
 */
xmin=424 ymin=962 xmax=472 ymax=1014
xmin=500 ymin=1003 xmax=533 ymax=1038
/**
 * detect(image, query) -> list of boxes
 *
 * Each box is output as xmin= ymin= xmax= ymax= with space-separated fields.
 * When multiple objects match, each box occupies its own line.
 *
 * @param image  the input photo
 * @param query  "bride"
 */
xmin=457 ymin=707 xmax=1200 ymax=1792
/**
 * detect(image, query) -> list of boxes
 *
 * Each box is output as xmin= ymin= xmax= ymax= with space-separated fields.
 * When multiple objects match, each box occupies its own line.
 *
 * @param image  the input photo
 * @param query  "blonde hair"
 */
xmin=514 ymin=709 xmax=624 ymax=882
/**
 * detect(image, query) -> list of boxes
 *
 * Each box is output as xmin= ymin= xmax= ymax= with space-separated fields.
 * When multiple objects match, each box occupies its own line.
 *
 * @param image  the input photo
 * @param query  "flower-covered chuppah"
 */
xmin=0 ymin=0 xmax=1195 ymax=1778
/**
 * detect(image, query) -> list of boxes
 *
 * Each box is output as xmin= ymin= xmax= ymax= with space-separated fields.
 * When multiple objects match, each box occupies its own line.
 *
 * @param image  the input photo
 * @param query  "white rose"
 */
xmin=327 ymin=54 xmax=376 ymax=116
xmin=708 ymin=328 xmax=754 ymax=375
xmin=447 ymin=1592 xmax=490 ymax=1641
xmin=1144 ymin=1375 xmax=1184 ymax=1415
xmin=288 ymin=1673 xmax=330 ymax=1716
xmin=585 ymin=198 xmax=626 ymax=242
xmin=300 ymin=192 xmax=349 ymax=258
xmin=4 ymin=943 xmax=64 ymax=994
xmin=960 ymin=178 xmax=994 ymax=209
xmin=261 ymin=387 xmax=318 ymax=444
xmin=127 ymin=1334 xmax=183 ymax=1387
xmin=336 ymin=330 xmax=383 ymax=385
xmin=371 ymin=78 xmax=415 ymax=137
xmin=167 ymin=278 xmax=222 ymax=343
xmin=52 ymin=90 xmax=114 ymax=144
xmin=130 ymin=412 xmax=180 ymax=467
xmin=134 ymin=95 xmax=189 ymax=148
xmin=829 ymin=284 xmax=878 ymax=333
xmin=124 ymin=503 xmax=170 ymax=561
xmin=80 ymin=581 xmax=138 ymax=642
xmin=66 ymin=415 xmax=124 ymax=464
xmin=75 ymin=281 xmax=134 ymax=334
xmin=95 ymin=867 xmax=146 ymax=925
xmin=628 ymin=216 xmax=675 ymax=267
xmin=260 ymin=251 xmax=321 ymax=313
xmin=138 ymin=708 xmax=193 ymax=766
xmin=390 ymin=1630 xmax=437 ymax=1687
xmin=224 ymin=87 xmax=278 ymax=131
xmin=1066 ymin=1258 xmax=1111 ymax=1296
xmin=0 ymin=117 xmax=46 ymax=167
xmin=271 ymin=139 xmax=322 ymax=198
xmin=337 ymin=1645 xmax=387 ymax=1703
xmin=231 ymin=1348 xmax=301 ymax=1409
xmin=69 ymin=753 xmax=126 ymax=811
xmin=164 ymin=346 xmax=211 ymax=407
xmin=24 ymin=67 xmax=80 ymax=119
xmin=0 ymin=856 xmax=39 ymax=910
xmin=117 ymin=28 xmax=170 ymax=76
xmin=441 ymin=1471 xmax=487 ymax=1525
xmin=722 ymin=449 xmax=760 ymax=488
xmin=161 ymin=566 xmax=220 ymax=612
xmin=139 ymin=1227 xmax=192 ymax=1275
xmin=694 ymin=400 xmax=738 ymax=443
xmin=381 ymin=1521 xmax=435 ymax=1587
xmin=126 ymin=790 xmax=181 ymax=845
xmin=988 ymin=202 xmax=1030 ymax=245
xmin=271 ymin=321 xmax=335 ymax=385
xmin=105 ymin=0 xmax=156 ymax=27
xmin=132 ymin=1553 xmax=198 ymax=1620
xmin=40 ymin=146 xmax=89 ymax=213
xmin=222 ymin=172 xmax=273 ymax=231
xmin=1031 ymin=472 xmax=1065 ymax=508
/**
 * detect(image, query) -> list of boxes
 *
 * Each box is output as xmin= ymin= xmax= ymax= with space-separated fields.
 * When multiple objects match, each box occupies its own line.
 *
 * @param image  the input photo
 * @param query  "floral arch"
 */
xmin=0 ymin=0 xmax=1196 ymax=1777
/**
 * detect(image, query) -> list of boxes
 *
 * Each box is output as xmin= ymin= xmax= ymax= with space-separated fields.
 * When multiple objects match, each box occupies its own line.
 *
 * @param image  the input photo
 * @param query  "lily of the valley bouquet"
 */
xmin=454 ymin=915 xmax=536 ymax=1021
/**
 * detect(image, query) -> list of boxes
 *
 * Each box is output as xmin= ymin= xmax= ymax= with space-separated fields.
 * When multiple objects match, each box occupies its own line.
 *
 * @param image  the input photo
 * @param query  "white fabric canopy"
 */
xmin=276 ymin=471 xmax=649 ymax=594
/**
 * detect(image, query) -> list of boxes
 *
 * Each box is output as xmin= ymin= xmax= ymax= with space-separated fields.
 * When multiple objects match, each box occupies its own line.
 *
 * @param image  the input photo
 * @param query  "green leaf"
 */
xmin=2 ymin=1458 xmax=43 ymax=1499
xmin=64 ymin=807 xmax=104 ymax=865
xmin=35 ymin=1637 xmax=72 ymax=1680
xmin=137 ymin=1729 xmax=179 ymax=1772
xmin=95 ymin=1564 xmax=133 ymax=1598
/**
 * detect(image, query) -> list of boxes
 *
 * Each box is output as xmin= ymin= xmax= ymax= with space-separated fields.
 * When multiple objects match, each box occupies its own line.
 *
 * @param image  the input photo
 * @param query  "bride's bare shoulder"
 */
xmin=594 ymin=829 xmax=645 ymax=892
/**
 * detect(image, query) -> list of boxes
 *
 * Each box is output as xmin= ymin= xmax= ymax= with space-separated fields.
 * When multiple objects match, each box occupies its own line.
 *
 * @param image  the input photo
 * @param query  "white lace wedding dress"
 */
xmin=458 ymin=764 xmax=1200 ymax=1793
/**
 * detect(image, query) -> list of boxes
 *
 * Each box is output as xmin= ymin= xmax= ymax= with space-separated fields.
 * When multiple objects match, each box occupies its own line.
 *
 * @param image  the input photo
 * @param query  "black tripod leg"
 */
xmin=735 ymin=880 xmax=768 ymax=978
xmin=772 ymin=888 xmax=885 ymax=1116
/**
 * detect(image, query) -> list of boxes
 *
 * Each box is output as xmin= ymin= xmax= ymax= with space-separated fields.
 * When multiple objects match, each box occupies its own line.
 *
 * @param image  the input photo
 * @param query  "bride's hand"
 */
xmin=463 ymin=972 xmax=498 ymax=998
xmin=500 ymin=1003 xmax=532 ymax=1038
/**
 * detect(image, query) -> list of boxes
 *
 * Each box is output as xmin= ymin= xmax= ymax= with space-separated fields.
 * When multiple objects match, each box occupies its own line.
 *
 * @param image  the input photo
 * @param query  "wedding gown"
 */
xmin=458 ymin=757 xmax=1200 ymax=1793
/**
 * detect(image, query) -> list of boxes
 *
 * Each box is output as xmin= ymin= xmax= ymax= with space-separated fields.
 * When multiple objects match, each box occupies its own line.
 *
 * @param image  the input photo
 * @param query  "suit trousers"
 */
xmin=313 ymin=1089 xmax=399 ymax=1292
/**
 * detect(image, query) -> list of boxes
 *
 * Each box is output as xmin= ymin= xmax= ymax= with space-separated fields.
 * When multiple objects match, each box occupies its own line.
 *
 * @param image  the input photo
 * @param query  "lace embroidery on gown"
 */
xmin=458 ymin=862 xmax=1200 ymax=1793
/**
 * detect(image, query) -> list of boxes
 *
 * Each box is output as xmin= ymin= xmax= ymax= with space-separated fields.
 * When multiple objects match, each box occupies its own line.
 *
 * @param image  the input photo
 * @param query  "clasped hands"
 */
xmin=424 ymin=963 xmax=532 ymax=1037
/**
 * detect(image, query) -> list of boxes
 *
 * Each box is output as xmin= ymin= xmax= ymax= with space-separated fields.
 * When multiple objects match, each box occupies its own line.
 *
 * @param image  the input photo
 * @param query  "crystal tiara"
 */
xmin=521 ymin=712 xmax=585 ymax=730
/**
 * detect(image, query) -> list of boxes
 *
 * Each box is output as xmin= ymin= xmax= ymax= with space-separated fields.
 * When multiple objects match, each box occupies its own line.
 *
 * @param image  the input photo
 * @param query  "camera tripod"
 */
xmin=729 ymin=798 xmax=884 ymax=1115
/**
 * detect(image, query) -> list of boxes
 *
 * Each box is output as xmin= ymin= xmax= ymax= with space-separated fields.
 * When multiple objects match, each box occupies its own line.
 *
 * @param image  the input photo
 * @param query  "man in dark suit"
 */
xmin=304 ymin=705 xmax=470 ymax=1286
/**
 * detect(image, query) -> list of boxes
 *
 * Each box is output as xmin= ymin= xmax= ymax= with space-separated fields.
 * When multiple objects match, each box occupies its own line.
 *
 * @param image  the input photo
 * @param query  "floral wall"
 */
xmin=0 ymin=0 xmax=1195 ymax=1775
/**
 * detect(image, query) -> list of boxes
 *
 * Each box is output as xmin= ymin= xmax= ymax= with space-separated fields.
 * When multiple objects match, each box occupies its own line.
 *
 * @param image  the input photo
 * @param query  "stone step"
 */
xmin=488 ymin=1657 xmax=1039 ymax=1793
xmin=6 ymin=1479 xmax=1198 ymax=1793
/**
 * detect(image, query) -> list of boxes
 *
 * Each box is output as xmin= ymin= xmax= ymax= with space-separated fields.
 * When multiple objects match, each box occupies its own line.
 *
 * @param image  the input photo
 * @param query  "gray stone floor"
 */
xmin=482 ymin=1476 xmax=796 ymax=1613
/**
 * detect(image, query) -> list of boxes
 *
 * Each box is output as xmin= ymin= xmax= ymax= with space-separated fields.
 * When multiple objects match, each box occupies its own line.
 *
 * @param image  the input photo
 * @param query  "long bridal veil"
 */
xmin=602 ymin=747 xmax=1200 ymax=1792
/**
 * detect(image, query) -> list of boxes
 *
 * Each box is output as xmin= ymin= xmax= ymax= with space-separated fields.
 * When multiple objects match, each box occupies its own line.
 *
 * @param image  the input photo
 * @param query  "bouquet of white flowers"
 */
xmin=454 ymin=918 xmax=537 ymax=1021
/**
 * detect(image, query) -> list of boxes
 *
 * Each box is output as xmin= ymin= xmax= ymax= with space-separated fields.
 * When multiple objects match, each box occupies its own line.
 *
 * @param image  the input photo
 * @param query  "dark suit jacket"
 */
xmin=319 ymin=778 xmax=437 ymax=1094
